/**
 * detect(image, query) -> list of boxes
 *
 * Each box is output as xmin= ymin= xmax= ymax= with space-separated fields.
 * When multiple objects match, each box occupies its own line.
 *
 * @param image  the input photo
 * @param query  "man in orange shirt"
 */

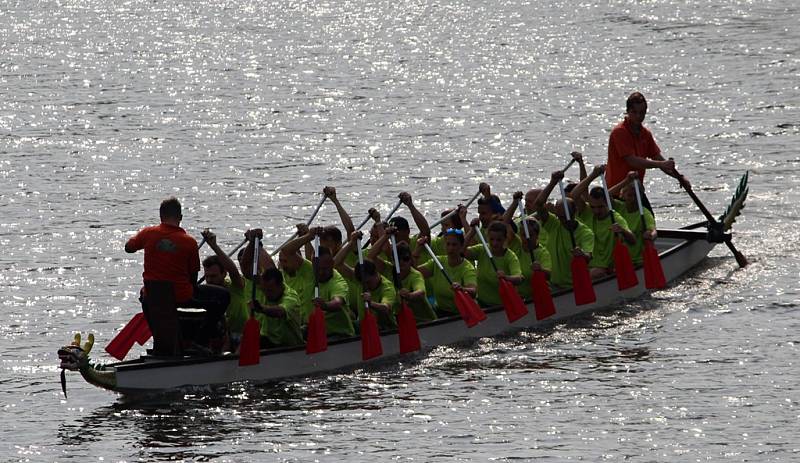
xmin=126 ymin=197 xmax=229 ymax=349
xmin=606 ymin=92 xmax=687 ymax=204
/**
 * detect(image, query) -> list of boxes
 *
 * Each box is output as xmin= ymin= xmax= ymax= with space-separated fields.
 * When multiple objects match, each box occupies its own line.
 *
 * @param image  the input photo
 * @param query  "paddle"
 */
xmin=428 ymin=189 xmax=482 ymax=230
xmin=356 ymin=236 xmax=383 ymax=360
xmin=519 ymin=212 xmax=556 ymax=320
xmin=599 ymin=174 xmax=639 ymax=290
xmin=422 ymin=243 xmax=486 ymax=327
xmin=474 ymin=227 xmax=528 ymax=323
xmin=106 ymin=237 xmax=208 ymax=360
xmin=390 ymin=234 xmax=421 ymax=354
xmin=271 ymin=194 xmax=327 ymax=257
xmin=633 ymin=179 xmax=667 ymax=289
xmin=559 ymin=180 xmax=596 ymax=305
xmin=305 ymin=235 xmax=328 ymax=354
xmin=673 ymin=169 xmax=748 ymax=267
xmin=238 ymin=236 xmax=262 ymax=366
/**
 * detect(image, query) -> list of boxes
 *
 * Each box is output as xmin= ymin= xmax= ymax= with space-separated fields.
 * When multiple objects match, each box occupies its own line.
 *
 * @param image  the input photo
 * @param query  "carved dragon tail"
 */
xmin=719 ymin=171 xmax=749 ymax=232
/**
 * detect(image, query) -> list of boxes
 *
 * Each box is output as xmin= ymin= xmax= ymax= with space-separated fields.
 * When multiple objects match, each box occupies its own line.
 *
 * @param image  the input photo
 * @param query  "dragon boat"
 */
xmin=58 ymin=174 xmax=749 ymax=396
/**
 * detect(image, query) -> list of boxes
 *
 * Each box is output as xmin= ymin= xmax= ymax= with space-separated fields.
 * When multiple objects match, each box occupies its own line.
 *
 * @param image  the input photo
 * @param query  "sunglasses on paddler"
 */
xmin=445 ymin=228 xmax=464 ymax=236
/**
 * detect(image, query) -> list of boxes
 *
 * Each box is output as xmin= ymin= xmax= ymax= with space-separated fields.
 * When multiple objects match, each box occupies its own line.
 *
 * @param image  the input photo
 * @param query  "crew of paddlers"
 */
xmin=125 ymin=92 xmax=689 ymax=354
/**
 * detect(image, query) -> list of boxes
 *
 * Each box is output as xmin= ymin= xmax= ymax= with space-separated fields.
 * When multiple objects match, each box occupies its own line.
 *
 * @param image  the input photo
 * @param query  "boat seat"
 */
xmin=142 ymin=280 xmax=182 ymax=356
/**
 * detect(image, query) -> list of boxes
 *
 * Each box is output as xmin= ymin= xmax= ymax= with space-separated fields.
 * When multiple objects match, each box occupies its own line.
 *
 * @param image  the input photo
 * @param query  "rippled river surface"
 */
xmin=2 ymin=0 xmax=799 ymax=461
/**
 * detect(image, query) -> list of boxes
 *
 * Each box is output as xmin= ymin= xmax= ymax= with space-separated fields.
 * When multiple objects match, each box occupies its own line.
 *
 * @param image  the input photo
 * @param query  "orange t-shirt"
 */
xmin=606 ymin=117 xmax=661 ymax=189
xmin=126 ymin=223 xmax=199 ymax=303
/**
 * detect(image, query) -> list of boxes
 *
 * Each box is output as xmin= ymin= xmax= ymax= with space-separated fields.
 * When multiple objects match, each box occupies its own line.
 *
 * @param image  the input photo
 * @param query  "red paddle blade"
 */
xmin=305 ymin=305 xmax=328 ymax=354
xmin=238 ymin=317 xmax=261 ymax=366
xmin=105 ymin=313 xmax=146 ymax=360
xmin=467 ymin=295 xmax=488 ymax=322
xmin=643 ymin=240 xmax=667 ymax=289
xmin=135 ymin=315 xmax=152 ymax=346
xmin=360 ymin=311 xmax=383 ymax=361
xmin=498 ymin=279 xmax=528 ymax=323
xmin=531 ymin=270 xmax=556 ymax=320
xmin=453 ymin=290 xmax=481 ymax=327
xmin=571 ymin=257 xmax=596 ymax=305
xmin=397 ymin=303 xmax=421 ymax=354
xmin=613 ymin=240 xmax=639 ymax=290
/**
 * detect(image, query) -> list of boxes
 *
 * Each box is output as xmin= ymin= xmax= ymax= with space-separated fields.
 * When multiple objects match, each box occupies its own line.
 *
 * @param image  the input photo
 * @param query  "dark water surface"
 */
xmin=1 ymin=0 xmax=798 ymax=461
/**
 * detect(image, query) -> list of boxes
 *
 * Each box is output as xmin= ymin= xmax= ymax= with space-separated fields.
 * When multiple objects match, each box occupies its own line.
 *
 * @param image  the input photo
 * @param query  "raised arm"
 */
xmin=202 ymin=229 xmax=244 ymax=288
xmin=279 ymin=226 xmax=317 ymax=270
xmin=502 ymin=191 xmax=523 ymax=224
xmin=534 ymin=170 xmax=564 ymax=223
xmin=399 ymin=192 xmax=431 ymax=239
xmin=609 ymin=171 xmax=638 ymax=197
xmin=324 ymin=186 xmax=355 ymax=237
xmin=572 ymin=151 xmax=588 ymax=181
xmin=569 ymin=164 xmax=605 ymax=209
xmin=333 ymin=231 xmax=362 ymax=280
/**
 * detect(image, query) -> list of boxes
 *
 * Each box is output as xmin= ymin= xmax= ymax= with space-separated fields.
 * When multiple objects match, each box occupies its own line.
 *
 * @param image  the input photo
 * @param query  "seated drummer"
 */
xmin=464 ymin=220 xmax=524 ymax=307
xmin=335 ymin=231 xmax=398 ymax=330
xmin=125 ymin=197 xmax=230 ymax=350
xmin=608 ymin=171 xmax=657 ymax=265
xmin=249 ymin=268 xmax=304 ymax=348
xmin=534 ymin=171 xmax=595 ymax=290
xmin=570 ymin=165 xmax=636 ymax=279
xmin=414 ymin=232 xmax=478 ymax=318
xmin=368 ymin=228 xmax=437 ymax=323
xmin=280 ymin=227 xmax=355 ymax=338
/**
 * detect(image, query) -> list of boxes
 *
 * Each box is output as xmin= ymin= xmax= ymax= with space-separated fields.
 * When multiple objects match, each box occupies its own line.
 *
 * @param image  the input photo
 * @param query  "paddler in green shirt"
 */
xmin=570 ymin=164 xmax=636 ymax=279
xmin=368 ymin=229 xmax=438 ymax=323
xmin=250 ymin=268 xmax=304 ymax=348
xmin=535 ymin=170 xmax=595 ymax=290
xmin=508 ymin=217 xmax=553 ymax=300
xmin=464 ymin=220 xmax=524 ymax=307
xmin=609 ymin=171 xmax=657 ymax=265
xmin=415 ymin=232 xmax=478 ymax=317
xmin=335 ymin=231 xmax=398 ymax=330
xmin=279 ymin=227 xmax=355 ymax=338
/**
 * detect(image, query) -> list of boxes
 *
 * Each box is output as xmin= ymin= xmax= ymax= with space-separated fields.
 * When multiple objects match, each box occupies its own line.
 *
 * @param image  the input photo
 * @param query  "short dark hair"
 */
xmin=626 ymin=92 xmax=647 ymax=112
xmin=440 ymin=209 xmax=463 ymax=229
xmin=564 ymin=182 xmax=578 ymax=194
xmin=160 ymin=197 xmax=182 ymax=220
xmin=589 ymin=186 xmax=606 ymax=200
xmin=320 ymin=226 xmax=343 ymax=244
xmin=488 ymin=221 xmax=507 ymax=237
xmin=388 ymin=216 xmax=410 ymax=231
xmin=261 ymin=267 xmax=283 ymax=286
xmin=478 ymin=195 xmax=505 ymax=214
xmin=202 ymin=255 xmax=223 ymax=270
xmin=354 ymin=259 xmax=377 ymax=281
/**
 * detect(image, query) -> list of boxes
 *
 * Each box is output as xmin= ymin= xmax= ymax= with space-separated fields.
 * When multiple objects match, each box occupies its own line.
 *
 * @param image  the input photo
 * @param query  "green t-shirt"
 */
xmin=541 ymin=212 xmax=595 ymax=289
xmin=515 ymin=215 xmax=550 ymax=249
xmin=508 ymin=239 xmax=553 ymax=300
xmin=253 ymin=283 xmax=304 ymax=347
xmin=317 ymin=269 xmax=355 ymax=337
xmin=577 ymin=207 xmax=631 ymax=269
xmin=613 ymin=199 xmax=656 ymax=265
xmin=382 ymin=264 xmax=437 ymax=322
xmin=467 ymin=244 xmax=522 ymax=307
xmin=223 ymin=278 xmax=249 ymax=336
xmin=281 ymin=258 xmax=315 ymax=319
xmin=351 ymin=275 xmax=398 ymax=330
xmin=419 ymin=257 xmax=477 ymax=315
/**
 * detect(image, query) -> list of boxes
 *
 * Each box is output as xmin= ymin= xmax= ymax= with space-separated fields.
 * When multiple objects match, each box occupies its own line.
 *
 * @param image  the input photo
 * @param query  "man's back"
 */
xmin=126 ymin=223 xmax=199 ymax=303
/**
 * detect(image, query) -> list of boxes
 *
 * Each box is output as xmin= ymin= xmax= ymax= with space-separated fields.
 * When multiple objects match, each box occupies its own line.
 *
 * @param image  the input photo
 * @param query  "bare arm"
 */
xmin=534 ymin=171 xmax=564 ymax=223
xmin=399 ymin=192 xmax=431 ymax=239
xmin=202 ymin=229 xmax=244 ymax=288
xmin=569 ymin=164 xmax=605 ymax=204
xmin=572 ymin=151 xmax=588 ymax=181
xmin=609 ymin=171 xmax=638 ymax=197
xmin=325 ymin=186 xmax=355 ymax=237
xmin=502 ymin=191 xmax=523 ymax=224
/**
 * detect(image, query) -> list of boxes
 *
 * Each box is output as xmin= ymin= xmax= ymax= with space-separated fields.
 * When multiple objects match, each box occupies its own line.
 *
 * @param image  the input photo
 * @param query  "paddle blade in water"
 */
xmin=498 ymin=279 xmax=528 ymax=323
xmin=454 ymin=290 xmax=481 ymax=327
xmin=613 ymin=240 xmax=639 ymax=290
xmin=105 ymin=313 xmax=146 ymax=361
xmin=238 ymin=317 xmax=261 ymax=366
xmin=571 ymin=257 xmax=596 ymax=305
xmin=531 ymin=270 xmax=556 ymax=320
xmin=643 ymin=240 xmax=667 ymax=289
xmin=360 ymin=310 xmax=383 ymax=361
xmin=397 ymin=302 xmax=421 ymax=354
xmin=305 ymin=305 xmax=328 ymax=354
